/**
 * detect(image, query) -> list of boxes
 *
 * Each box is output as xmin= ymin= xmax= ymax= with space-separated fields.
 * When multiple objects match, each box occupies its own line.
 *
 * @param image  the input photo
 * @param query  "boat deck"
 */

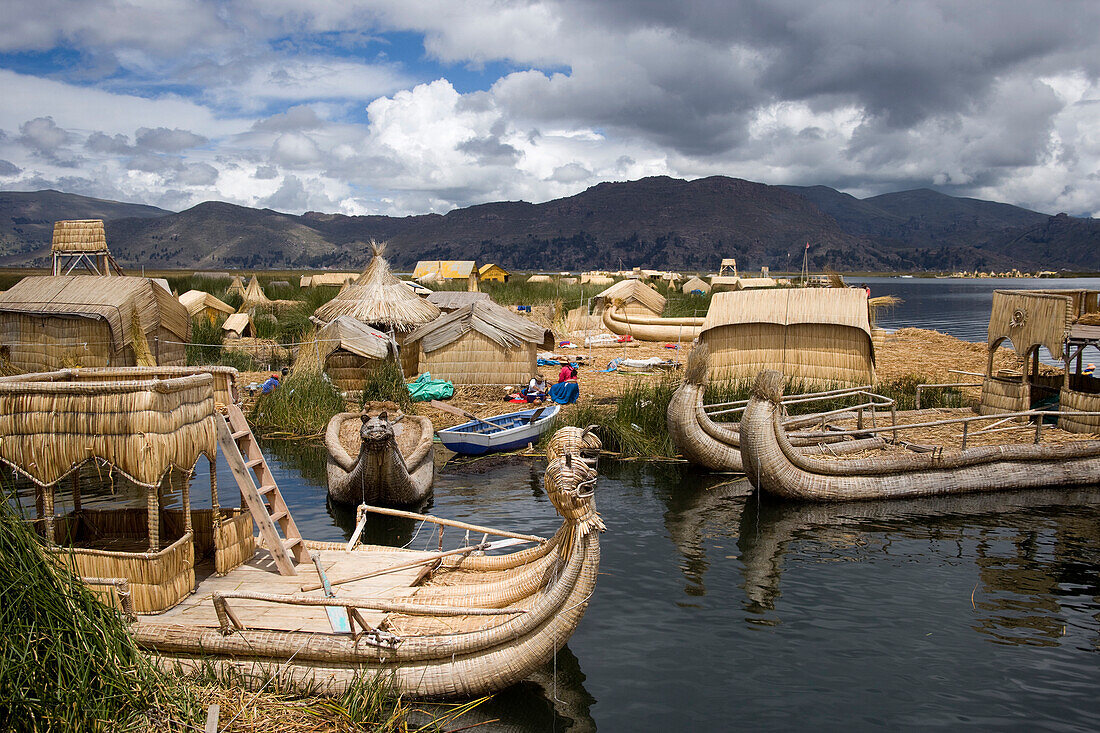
xmin=142 ymin=545 xmax=434 ymax=633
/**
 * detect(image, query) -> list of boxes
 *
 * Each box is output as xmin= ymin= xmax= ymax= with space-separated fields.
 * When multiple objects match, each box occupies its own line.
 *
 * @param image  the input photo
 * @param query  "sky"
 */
xmin=0 ymin=0 xmax=1098 ymax=218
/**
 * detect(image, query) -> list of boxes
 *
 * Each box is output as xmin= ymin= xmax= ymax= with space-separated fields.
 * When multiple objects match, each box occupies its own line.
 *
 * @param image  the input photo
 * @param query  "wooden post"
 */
xmin=961 ymin=421 xmax=969 ymax=450
xmin=857 ymin=406 xmax=864 ymax=430
xmin=209 ymin=454 xmax=220 ymax=531
xmin=891 ymin=404 xmax=898 ymax=443
xmin=1034 ymin=416 xmax=1043 ymax=444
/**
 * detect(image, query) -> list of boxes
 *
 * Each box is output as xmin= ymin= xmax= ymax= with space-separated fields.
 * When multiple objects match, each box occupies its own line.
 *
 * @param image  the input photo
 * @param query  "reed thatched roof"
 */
xmin=51 ymin=220 xmax=107 ymax=253
xmin=178 ymin=290 xmax=234 ymax=319
xmin=739 ymin=277 xmax=778 ymax=289
xmin=701 ymin=288 xmax=871 ymax=336
xmin=681 ymin=276 xmax=711 ymax=294
xmin=0 ymin=368 xmax=218 ymax=488
xmin=314 ymin=243 xmax=441 ymax=331
xmin=303 ymin=273 xmax=358 ymax=288
xmin=314 ymin=316 xmax=397 ymax=361
xmin=0 ymin=275 xmax=190 ymax=350
xmin=527 ymin=275 xmax=552 ymax=283
xmin=221 ymin=313 xmax=253 ymax=338
xmin=406 ymin=300 xmax=554 ymax=353
xmin=426 ymin=291 xmax=490 ymax=311
xmin=596 ymin=278 xmax=666 ymax=314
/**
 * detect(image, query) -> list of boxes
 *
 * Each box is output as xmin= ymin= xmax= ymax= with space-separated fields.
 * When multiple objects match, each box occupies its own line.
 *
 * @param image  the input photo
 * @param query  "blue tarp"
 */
xmin=549 ymin=381 xmax=580 ymax=404
xmin=537 ymin=357 xmax=560 ymax=366
xmin=406 ymin=372 xmax=454 ymax=402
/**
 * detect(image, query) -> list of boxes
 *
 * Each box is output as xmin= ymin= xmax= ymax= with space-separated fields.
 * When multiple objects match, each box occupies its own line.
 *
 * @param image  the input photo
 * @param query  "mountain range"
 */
xmin=0 ymin=176 xmax=1096 ymax=272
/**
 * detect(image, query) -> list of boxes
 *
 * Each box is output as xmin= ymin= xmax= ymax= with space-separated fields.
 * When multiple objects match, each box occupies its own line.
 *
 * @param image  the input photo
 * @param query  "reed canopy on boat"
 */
xmin=0 ymin=275 xmax=190 ymax=372
xmin=405 ymin=299 xmax=554 ymax=385
xmin=0 ymin=366 xmax=254 ymax=613
xmin=698 ymin=287 xmax=875 ymax=386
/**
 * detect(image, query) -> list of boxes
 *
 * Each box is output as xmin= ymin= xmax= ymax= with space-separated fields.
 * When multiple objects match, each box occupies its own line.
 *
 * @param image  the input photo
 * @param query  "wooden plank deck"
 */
xmin=145 ymin=546 xmax=434 ymax=633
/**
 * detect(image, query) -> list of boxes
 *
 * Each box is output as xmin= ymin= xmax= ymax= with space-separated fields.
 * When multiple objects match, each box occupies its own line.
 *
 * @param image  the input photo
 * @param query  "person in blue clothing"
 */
xmin=260 ymin=372 xmax=281 ymax=394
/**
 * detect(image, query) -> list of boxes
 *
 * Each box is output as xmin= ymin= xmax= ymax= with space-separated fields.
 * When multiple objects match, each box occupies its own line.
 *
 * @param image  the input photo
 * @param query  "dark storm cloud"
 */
xmin=0 ymin=159 xmax=21 ymax=176
xmin=456 ymin=135 xmax=521 ymax=165
xmin=135 ymin=126 xmax=208 ymax=152
xmin=85 ymin=131 xmax=133 ymax=154
xmin=251 ymin=105 xmax=322 ymax=132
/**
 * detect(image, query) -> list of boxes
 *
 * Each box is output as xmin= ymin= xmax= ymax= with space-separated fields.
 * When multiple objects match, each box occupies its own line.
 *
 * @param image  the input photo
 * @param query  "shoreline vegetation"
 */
xmin=0 ymin=491 xmax=476 ymax=732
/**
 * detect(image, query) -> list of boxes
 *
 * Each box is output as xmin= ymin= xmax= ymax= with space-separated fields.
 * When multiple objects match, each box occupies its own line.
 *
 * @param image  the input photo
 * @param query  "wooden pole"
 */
xmin=356 ymin=504 xmax=546 ymax=543
xmin=300 ymin=541 xmax=501 ymax=592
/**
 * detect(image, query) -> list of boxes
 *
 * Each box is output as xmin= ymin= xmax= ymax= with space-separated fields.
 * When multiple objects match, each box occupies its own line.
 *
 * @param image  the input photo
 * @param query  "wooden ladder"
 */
xmin=215 ymin=403 xmax=307 ymax=575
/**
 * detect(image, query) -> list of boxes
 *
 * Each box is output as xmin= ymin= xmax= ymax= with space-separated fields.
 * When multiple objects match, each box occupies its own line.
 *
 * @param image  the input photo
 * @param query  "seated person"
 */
xmin=525 ymin=373 xmax=549 ymax=402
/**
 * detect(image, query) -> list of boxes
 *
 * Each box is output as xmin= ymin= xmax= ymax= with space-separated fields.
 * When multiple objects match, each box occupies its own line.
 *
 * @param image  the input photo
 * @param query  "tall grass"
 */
xmin=249 ymin=371 xmax=346 ymax=436
xmin=185 ymin=315 xmax=224 ymax=365
xmin=551 ymin=374 xmax=679 ymax=457
xmin=0 ymin=494 xmax=196 ymax=732
xmin=359 ymin=358 xmax=414 ymax=411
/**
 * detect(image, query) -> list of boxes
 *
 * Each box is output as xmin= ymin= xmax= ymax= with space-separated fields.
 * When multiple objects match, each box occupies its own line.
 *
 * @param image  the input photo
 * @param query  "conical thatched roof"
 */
xmin=314 ymin=242 xmax=441 ymax=332
xmin=240 ymin=276 xmax=272 ymax=310
xmin=227 ymin=275 xmax=245 ymax=296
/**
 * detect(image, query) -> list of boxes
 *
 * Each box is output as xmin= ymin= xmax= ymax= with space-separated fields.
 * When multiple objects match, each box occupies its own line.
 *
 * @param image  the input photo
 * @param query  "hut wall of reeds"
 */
xmin=595 ymin=279 xmax=666 ymax=317
xmin=51 ymin=219 xmax=107 ymax=252
xmin=298 ymin=316 xmax=397 ymax=391
xmin=0 ymin=276 xmax=189 ymax=371
xmin=405 ymin=300 xmax=554 ymax=385
xmin=178 ymin=289 xmax=234 ymax=324
xmin=978 ymin=375 xmax=1030 ymax=415
xmin=1059 ymin=386 xmax=1100 ymax=433
xmin=698 ymin=289 xmax=874 ymax=385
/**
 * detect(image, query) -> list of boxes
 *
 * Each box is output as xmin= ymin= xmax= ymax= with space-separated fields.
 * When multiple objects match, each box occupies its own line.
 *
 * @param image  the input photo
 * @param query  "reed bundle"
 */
xmin=596 ymin=279 xmax=666 ymax=315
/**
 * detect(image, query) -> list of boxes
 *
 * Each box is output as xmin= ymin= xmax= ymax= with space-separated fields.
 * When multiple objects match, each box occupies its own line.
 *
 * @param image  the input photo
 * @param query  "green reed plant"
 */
xmin=359 ymin=357 xmax=414 ymax=411
xmin=185 ymin=315 xmax=224 ymax=366
xmin=0 ymin=495 xmax=197 ymax=732
xmin=249 ymin=371 xmax=345 ymax=436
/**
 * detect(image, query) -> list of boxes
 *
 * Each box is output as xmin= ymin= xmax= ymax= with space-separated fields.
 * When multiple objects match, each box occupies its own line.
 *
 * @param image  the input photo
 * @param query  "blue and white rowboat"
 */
xmin=437 ymin=404 xmax=560 ymax=455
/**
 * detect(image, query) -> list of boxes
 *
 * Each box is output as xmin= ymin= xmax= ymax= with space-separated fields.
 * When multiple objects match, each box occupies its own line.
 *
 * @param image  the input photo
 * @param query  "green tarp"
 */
xmin=406 ymin=372 xmax=454 ymax=402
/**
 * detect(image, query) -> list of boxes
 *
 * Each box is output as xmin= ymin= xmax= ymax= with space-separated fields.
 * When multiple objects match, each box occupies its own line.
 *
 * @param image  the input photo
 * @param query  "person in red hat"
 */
xmin=260 ymin=372 xmax=281 ymax=394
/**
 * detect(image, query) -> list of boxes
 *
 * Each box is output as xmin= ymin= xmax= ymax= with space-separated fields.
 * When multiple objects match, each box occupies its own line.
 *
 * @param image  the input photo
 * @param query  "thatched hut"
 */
xmin=682 ymin=276 xmax=711 ymax=295
xmin=178 ymin=290 xmax=234 ymax=324
xmin=315 ymin=243 xmax=442 ymax=376
xmin=302 ymin=273 xmax=358 ymax=288
xmin=404 ymin=300 xmax=554 ymax=385
xmin=299 ymin=316 xmax=398 ymax=392
xmin=581 ymin=273 xmax=615 ymax=286
xmin=221 ymin=313 xmax=253 ymax=339
xmin=527 ymin=274 xmax=552 ymax=284
xmin=595 ymin=278 xmax=666 ymax=317
xmin=240 ymin=276 xmax=272 ymax=311
xmin=0 ymin=276 xmax=189 ymax=371
xmin=698 ymin=288 xmax=874 ymax=385
xmin=226 ymin=276 xmax=245 ymax=298
xmin=426 ymin=291 xmax=490 ymax=313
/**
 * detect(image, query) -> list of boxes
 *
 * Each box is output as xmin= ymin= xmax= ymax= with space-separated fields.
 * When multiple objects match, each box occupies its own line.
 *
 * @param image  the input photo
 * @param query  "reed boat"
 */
xmin=739 ymin=369 xmax=1100 ymax=501
xmin=667 ymin=348 xmax=887 ymax=472
xmin=601 ymin=302 xmax=703 ymax=342
xmin=325 ymin=404 xmax=434 ymax=506
xmin=1 ymin=366 xmax=605 ymax=698
xmin=438 ymin=404 xmax=560 ymax=455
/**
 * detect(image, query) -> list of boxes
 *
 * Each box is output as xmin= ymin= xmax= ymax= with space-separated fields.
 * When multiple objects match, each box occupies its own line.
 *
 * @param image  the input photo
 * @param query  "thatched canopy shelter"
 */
xmin=0 ymin=367 xmax=253 ymax=612
xmin=682 ymin=276 xmax=711 ymax=295
xmin=699 ymin=288 xmax=874 ymax=385
xmin=178 ymin=290 xmax=234 ymax=323
xmin=595 ymin=278 xmax=666 ymax=316
xmin=221 ymin=313 xmax=253 ymax=339
xmin=52 ymin=219 xmax=107 ymax=252
xmin=426 ymin=290 xmax=490 ymax=313
xmin=0 ymin=275 xmax=189 ymax=372
xmin=527 ymin=274 xmax=552 ymax=284
xmin=981 ymin=289 xmax=1100 ymax=431
xmin=302 ymin=273 xmax=357 ymax=288
xmin=405 ymin=300 xmax=554 ymax=385
xmin=581 ymin=273 xmax=615 ymax=286
xmin=303 ymin=316 xmax=398 ymax=391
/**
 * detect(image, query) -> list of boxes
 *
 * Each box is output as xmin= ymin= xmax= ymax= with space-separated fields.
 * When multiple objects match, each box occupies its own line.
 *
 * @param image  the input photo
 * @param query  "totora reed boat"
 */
xmin=1 ymin=366 xmax=605 ymax=698
xmin=739 ymin=369 xmax=1100 ymax=501
xmin=325 ymin=403 xmax=435 ymax=506
xmin=667 ymin=346 xmax=887 ymax=472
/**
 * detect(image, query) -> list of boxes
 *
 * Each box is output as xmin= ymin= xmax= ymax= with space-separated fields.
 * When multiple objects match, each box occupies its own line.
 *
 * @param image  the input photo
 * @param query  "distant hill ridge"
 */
xmin=0 ymin=176 xmax=1096 ymax=272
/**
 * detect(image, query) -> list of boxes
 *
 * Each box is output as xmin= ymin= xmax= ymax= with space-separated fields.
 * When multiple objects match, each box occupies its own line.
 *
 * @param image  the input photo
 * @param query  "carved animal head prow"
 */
xmin=359 ymin=411 xmax=395 ymax=449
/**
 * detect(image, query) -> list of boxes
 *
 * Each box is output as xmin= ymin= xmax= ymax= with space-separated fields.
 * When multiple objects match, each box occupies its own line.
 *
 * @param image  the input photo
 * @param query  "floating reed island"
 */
xmin=1 ymin=364 xmax=604 ymax=698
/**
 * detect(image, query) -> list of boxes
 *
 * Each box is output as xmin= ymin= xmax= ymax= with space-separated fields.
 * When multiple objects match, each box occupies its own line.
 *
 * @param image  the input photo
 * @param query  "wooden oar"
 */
xmin=527 ymin=406 xmax=546 ymax=424
xmin=429 ymin=399 xmax=497 ymax=429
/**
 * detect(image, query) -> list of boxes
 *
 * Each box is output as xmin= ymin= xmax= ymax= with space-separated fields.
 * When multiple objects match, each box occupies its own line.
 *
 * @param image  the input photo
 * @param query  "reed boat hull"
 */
xmin=602 ymin=305 xmax=703 ymax=342
xmin=438 ymin=404 xmax=560 ymax=455
xmin=667 ymin=381 xmax=887 ymax=472
xmin=325 ymin=411 xmax=435 ymax=506
xmin=134 ymin=426 xmax=605 ymax=699
xmin=740 ymin=369 xmax=1100 ymax=501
